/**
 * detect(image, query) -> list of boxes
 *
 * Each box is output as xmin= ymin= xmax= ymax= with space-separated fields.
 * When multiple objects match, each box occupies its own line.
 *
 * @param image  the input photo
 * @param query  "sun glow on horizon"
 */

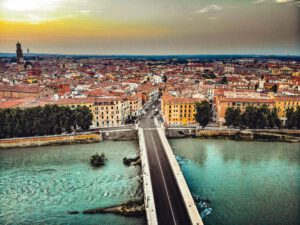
xmin=0 ymin=0 xmax=299 ymax=54
xmin=3 ymin=0 xmax=62 ymax=11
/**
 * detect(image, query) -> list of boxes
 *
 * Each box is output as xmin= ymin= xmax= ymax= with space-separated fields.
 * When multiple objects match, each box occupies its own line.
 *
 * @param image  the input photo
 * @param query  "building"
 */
xmin=128 ymin=93 xmax=143 ymax=117
xmin=92 ymin=98 xmax=125 ymax=128
xmin=161 ymin=95 xmax=203 ymax=125
xmin=224 ymin=66 xmax=235 ymax=74
xmin=274 ymin=96 xmax=300 ymax=120
xmin=52 ymin=97 xmax=94 ymax=110
xmin=16 ymin=42 xmax=24 ymax=64
xmin=279 ymin=66 xmax=293 ymax=76
xmin=215 ymin=96 xmax=275 ymax=123
xmin=0 ymin=84 xmax=54 ymax=98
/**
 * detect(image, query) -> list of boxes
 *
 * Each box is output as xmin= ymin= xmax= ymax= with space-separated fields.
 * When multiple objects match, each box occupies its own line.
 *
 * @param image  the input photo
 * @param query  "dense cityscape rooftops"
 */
xmin=1 ymin=43 xmax=300 ymax=127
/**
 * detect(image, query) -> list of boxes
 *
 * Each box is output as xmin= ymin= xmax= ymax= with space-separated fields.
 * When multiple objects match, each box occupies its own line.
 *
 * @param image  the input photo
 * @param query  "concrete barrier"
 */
xmin=138 ymin=128 xmax=158 ymax=225
xmin=157 ymin=127 xmax=204 ymax=225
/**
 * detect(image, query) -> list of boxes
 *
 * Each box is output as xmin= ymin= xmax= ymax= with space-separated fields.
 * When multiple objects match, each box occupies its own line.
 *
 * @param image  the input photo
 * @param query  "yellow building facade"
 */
xmin=161 ymin=95 xmax=201 ymax=125
xmin=274 ymin=96 xmax=300 ymax=119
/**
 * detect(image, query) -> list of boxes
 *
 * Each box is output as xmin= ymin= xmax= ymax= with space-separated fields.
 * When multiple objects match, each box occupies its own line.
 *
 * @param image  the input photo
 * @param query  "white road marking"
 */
xmin=148 ymin=130 xmax=177 ymax=225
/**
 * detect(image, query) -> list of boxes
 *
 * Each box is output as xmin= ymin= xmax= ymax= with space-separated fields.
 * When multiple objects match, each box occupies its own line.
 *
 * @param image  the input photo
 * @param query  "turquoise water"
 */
xmin=0 ymin=141 xmax=145 ymax=225
xmin=169 ymin=138 xmax=300 ymax=225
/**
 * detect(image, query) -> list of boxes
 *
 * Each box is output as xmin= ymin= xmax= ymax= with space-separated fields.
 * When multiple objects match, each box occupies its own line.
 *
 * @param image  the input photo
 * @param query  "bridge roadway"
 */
xmin=140 ymin=113 xmax=192 ymax=225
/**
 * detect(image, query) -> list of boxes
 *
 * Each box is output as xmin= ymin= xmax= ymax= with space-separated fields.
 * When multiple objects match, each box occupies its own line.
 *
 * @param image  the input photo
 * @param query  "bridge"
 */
xmin=138 ymin=111 xmax=203 ymax=225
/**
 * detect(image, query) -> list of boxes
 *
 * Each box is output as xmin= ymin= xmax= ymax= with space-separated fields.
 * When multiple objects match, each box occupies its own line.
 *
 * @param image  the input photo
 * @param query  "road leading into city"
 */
xmin=139 ymin=103 xmax=192 ymax=225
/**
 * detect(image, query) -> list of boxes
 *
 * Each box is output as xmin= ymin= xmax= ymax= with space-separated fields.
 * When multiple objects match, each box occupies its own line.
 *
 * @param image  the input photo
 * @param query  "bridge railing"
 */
xmin=138 ymin=128 xmax=158 ymax=225
xmin=157 ymin=127 xmax=204 ymax=225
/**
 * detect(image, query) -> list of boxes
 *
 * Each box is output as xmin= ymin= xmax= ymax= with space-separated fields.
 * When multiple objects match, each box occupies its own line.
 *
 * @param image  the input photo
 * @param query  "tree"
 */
xmin=75 ymin=106 xmax=93 ymax=131
xmin=286 ymin=108 xmax=296 ymax=129
xmin=162 ymin=74 xmax=167 ymax=83
xmin=256 ymin=105 xmax=270 ymax=129
xmin=268 ymin=107 xmax=281 ymax=128
xmin=0 ymin=104 xmax=93 ymax=139
xmin=225 ymin=107 xmax=241 ymax=127
xmin=0 ymin=110 xmax=5 ymax=138
xmin=271 ymin=84 xmax=278 ymax=93
xmin=195 ymin=100 xmax=212 ymax=128
xmin=296 ymin=107 xmax=300 ymax=129
xmin=220 ymin=76 xmax=228 ymax=84
xmin=240 ymin=106 xmax=258 ymax=129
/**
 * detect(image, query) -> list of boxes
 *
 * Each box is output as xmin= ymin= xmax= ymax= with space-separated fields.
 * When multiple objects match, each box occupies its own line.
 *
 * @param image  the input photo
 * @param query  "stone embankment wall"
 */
xmin=166 ymin=126 xmax=300 ymax=143
xmin=0 ymin=132 xmax=102 ymax=149
xmin=101 ymin=127 xmax=138 ymax=140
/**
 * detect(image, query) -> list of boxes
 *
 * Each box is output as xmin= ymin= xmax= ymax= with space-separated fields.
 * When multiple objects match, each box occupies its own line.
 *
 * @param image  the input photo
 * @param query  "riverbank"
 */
xmin=0 ymin=132 xmax=102 ymax=149
xmin=165 ymin=126 xmax=300 ymax=143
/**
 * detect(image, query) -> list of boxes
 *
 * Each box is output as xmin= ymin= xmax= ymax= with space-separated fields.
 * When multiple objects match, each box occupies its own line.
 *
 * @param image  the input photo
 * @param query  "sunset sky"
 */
xmin=0 ymin=0 xmax=299 ymax=55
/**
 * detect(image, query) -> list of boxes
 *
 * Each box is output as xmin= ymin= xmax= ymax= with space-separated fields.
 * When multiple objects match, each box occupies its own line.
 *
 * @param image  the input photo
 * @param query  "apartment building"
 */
xmin=161 ymin=95 xmax=202 ymax=125
xmin=0 ymin=84 xmax=54 ymax=98
xmin=128 ymin=93 xmax=143 ymax=117
xmin=92 ymin=98 xmax=123 ymax=128
xmin=274 ymin=96 xmax=300 ymax=120
xmin=215 ymin=96 xmax=275 ymax=123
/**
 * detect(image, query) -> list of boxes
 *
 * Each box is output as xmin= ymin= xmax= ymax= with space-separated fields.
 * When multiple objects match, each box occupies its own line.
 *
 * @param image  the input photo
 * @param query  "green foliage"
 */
xmin=271 ymin=84 xmax=278 ymax=93
xmin=225 ymin=107 xmax=241 ymax=127
xmin=296 ymin=107 xmax=300 ymax=129
xmin=0 ymin=105 xmax=93 ymax=139
xmin=225 ymin=105 xmax=282 ymax=129
xmin=202 ymin=73 xmax=216 ymax=79
xmin=220 ymin=76 xmax=228 ymax=84
xmin=195 ymin=100 xmax=212 ymax=128
xmin=162 ymin=74 xmax=167 ymax=83
xmin=286 ymin=107 xmax=300 ymax=129
xmin=75 ymin=106 xmax=93 ymax=131
xmin=90 ymin=153 xmax=106 ymax=167
xmin=268 ymin=107 xmax=281 ymax=129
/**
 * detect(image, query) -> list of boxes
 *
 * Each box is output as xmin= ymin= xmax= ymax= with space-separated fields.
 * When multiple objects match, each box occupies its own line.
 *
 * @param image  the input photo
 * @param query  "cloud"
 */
xmin=208 ymin=16 xmax=219 ymax=20
xmin=3 ymin=0 xmax=63 ymax=12
xmin=252 ymin=0 xmax=267 ymax=4
xmin=79 ymin=10 xmax=91 ymax=14
xmin=275 ymin=0 xmax=294 ymax=3
xmin=252 ymin=0 xmax=295 ymax=4
xmin=195 ymin=5 xmax=222 ymax=14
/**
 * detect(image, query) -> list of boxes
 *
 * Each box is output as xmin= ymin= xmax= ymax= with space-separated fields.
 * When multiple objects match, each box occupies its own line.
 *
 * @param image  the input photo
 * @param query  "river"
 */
xmin=0 ymin=141 xmax=145 ymax=225
xmin=169 ymin=138 xmax=300 ymax=225
xmin=1 ymin=138 xmax=299 ymax=225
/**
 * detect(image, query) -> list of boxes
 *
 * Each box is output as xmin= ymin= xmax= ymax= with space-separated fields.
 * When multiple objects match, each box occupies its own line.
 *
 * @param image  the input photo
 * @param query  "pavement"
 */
xmin=139 ymin=101 xmax=192 ymax=225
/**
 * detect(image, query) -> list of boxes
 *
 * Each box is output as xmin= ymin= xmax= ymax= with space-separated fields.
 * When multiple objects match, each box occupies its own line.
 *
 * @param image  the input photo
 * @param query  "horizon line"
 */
xmin=1 ymin=52 xmax=300 ymax=57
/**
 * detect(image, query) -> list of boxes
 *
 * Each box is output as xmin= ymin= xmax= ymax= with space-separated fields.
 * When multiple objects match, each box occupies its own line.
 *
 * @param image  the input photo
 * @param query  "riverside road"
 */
xmin=139 ymin=102 xmax=192 ymax=225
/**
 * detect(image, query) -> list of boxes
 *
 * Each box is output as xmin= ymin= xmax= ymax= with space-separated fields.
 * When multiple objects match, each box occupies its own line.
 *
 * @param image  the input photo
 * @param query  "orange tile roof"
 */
xmin=0 ymin=99 xmax=24 ymax=108
xmin=162 ymin=95 xmax=204 ymax=104
xmin=219 ymin=97 xmax=275 ymax=103
xmin=50 ymin=98 xmax=95 ymax=105
xmin=0 ymin=84 xmax=42 ymax=93
xmin=274 ymin=96 xmax=300 ymax=101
